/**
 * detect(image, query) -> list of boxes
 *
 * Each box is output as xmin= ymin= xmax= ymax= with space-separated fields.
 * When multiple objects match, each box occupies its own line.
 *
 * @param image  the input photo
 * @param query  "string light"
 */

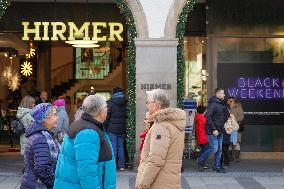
xmin=176 ymin=0 xmax=196 ymax=108
xmin=116 ymin=0 xmax=137 ymax=160
xmin=0 ymin=0 xmax=10 ymax=18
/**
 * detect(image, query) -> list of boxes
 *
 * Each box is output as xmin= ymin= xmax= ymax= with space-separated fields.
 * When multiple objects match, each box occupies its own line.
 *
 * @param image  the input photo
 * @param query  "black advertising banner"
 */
xmin=217 ymin=63 xmax=284 ymax=125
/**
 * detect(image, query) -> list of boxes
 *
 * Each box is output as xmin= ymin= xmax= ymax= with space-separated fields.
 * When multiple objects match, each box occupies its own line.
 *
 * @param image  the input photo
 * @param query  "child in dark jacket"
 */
xmin=139 ymin=112 xmax=154 ymax=164
xmin=195 ymin=105 xmax=210 ymax=171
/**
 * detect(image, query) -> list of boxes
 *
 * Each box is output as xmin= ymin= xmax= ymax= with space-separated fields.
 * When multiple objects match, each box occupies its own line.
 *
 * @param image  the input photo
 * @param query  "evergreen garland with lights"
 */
xmin=0 ymin=0 xmax=10 ymax=18
xmin=115 ymin=0 xmax=137 ymax=161
xmin=176 ymin=0 xmax=196 ymax=108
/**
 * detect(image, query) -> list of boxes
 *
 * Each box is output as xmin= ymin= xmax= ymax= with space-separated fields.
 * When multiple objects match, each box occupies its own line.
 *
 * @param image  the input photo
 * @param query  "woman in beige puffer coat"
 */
xmin=135 ymin=89 xmax=186 ymax=189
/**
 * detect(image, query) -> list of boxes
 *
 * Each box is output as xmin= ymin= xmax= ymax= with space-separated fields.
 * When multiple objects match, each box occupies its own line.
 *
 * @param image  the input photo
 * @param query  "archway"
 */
xmin=114 ymin=0 xmax=148 ymax=161
xmin=164 ymin=0 xmax=196 ymax=107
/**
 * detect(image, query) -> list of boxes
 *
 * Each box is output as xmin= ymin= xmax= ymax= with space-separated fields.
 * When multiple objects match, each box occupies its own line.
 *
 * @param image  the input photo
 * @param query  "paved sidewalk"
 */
xmin=1 ymin=172 xmax=284 ymax=189
xmin=0 ymin=148 xmax=283 ymax=189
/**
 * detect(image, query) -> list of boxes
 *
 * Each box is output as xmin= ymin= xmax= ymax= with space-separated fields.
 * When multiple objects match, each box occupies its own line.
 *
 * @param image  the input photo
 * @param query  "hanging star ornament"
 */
xmin=26 ymin=48 xmax=36 ymax=58
xmin=8 ymin=73 xmax=20 ymax=91
xmin=21 ymin=61 xmax=33 ymax=76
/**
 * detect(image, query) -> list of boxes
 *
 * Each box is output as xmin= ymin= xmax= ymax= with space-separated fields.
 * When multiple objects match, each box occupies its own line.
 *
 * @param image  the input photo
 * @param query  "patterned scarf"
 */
xmin=36 ymin=131 xmax=59 ymax=189
xmin=41 ymin=130 xmax=59 ymax=166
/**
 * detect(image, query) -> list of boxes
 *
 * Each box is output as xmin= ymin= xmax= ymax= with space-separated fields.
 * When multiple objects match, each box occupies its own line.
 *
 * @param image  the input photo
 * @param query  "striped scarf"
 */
xmin=41 ymin=130 xmax=59 ymax=165
xmin=36 ymin=131 xmax=59 ymax=189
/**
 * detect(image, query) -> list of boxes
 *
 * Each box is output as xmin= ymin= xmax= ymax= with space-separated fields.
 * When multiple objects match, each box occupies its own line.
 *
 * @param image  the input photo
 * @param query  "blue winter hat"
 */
xmin=113 ymin=87 xmax=122 ymax=94
xmin=31 ymin=103 xmax=53 ymax=123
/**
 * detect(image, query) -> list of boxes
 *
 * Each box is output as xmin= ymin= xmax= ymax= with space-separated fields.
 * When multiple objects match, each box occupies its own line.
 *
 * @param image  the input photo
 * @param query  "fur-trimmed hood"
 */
xmin=151 ymin=108 xmax=186 ymax=131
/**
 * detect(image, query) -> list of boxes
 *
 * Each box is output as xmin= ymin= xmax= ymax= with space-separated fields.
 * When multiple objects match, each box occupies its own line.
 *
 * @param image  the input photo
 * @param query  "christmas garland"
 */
xmin=0 ymin=0 xmax=10 ymax=18
xmin=115 ymin=0 xmax=137 ymax=160
xmin=176 ymin=0 xmax=196 ymax=108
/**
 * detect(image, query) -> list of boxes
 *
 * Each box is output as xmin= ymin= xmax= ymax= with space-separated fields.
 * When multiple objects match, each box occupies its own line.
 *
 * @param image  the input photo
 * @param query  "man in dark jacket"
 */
xmin=104 ymin=87 xmax=127 ymax=170
xmin=35 ymin=90 xmax=50 ymax=105
xmin=198 ymin=88 xmax=226 ymax=173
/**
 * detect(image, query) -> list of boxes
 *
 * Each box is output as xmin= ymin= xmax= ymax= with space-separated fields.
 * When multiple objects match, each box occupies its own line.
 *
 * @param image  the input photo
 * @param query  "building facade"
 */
xmin=0 ymin=0 xmax=283 ymax=163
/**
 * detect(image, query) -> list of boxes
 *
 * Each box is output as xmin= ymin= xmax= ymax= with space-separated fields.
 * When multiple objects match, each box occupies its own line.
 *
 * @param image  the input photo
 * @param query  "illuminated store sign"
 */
xmin=22 ymin=22 xmax=123 ymax=41
xmin=227 ymin=77 xmax=284 ymax=99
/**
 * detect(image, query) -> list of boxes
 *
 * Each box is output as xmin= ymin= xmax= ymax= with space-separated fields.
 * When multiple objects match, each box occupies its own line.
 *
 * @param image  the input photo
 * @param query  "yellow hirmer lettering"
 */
xmin=109 ymin=22 xmax=123 ymax=41
xmin=51 ymin=22 xmax=67 ymax=40
xmin=22 ymin=21 xmax=124 ymax=41
xmin=41 ymin=22 xmax=49 ymax=40
xmin=68 ymin=22 xmax=90 ymax=41
xmin=22 ymin=22 xmax=41 ymax=41
xmin=92 ymin=22 xmax=107 ymax=41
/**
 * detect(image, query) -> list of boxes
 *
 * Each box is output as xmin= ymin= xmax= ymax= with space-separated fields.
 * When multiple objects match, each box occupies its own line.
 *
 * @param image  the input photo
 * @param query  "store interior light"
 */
xmin=72 ymin=44 xmax=100 ymax=48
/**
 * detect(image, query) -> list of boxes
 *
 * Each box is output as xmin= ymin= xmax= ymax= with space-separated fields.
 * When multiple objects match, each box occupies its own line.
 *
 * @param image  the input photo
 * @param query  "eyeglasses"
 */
xmin=48 ymin=112 xmax=57 ymax=118
xmin=99 ymin=106 xmax=108 ymax=112
xmin=146 ymin=101 xmax=155 ymax=105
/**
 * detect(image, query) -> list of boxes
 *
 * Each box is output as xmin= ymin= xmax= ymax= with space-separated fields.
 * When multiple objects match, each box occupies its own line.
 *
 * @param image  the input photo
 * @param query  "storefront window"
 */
xmin=216 ymin=37 xmax=284 ymax=152
xmin=217 ymin=37 xmax=284 ymax=64
xmin=183 ymin=37 xmax=207 ymax=105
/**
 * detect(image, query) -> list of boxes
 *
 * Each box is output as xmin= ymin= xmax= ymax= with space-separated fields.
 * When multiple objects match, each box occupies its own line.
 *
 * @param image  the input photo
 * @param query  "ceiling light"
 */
xmin=65 ymin=40 xmax=98 ymax=45
xmin=72 ymin=44 xmax=100 ymax=48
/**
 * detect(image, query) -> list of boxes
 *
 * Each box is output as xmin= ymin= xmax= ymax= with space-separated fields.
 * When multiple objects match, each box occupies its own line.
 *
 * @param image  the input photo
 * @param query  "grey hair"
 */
xmin=146 ymin=89 xmax=170 ymax=109
xmin=82 ymin=94 xmax=107 ymax=116
xmin=20 ymin=95 xmax=35 ymax=109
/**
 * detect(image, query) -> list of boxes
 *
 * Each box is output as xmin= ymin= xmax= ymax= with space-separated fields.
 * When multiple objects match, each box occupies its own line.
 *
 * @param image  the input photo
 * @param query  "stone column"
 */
xmin=37 ymin=43 xmax=51 ymax=94
xmin=134 ymin=38 xmax=178 ymax=167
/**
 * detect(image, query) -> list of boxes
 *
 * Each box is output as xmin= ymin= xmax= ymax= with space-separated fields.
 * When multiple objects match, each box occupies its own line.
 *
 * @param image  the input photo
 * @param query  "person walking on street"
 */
xmin=135 ymin=89 xmax=186 ymax=189
xmin=220 ymin=100 xmax=231 ymax=170
xmin=195 ymin=105 xmax=209 ymax=171
xmin=228 ymin=97 xmax=244 ymax=162
xmin=104 ymin=87 xmax=127 ymax=171
xmin=54 ymin=94 xmax=116 ymax=189
xmin=16 ymin=95 xmax=35 ymax=156
xmin=36 ymin=91 xmax=49 ymax=105
xmin=200 ymin=88 xmax=227 ymax=173
xmin=52 ymin=99 xmax=69 ymax=144
xmin=139 ymin=112 xmax=154 ymax=163
xmin=21 ymin=103 xmax=59 ymax=189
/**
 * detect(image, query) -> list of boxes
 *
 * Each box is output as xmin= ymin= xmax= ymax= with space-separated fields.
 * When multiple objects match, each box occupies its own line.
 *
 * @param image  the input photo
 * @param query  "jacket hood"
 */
xmin=152 ymin=108 xmax=186 ymax=131
xmin=25 ymin=122 xmax=49 ymax=137
xmin=195 ymin=113 xmax=205 ymax=122
xmin=208 ymin=96 xmax=223 ymax=104
xmin=111 ymin=94 xmax=127 ymax=106
xmin=17 ymin=107 xmax=31 ymax=118
xmin=57 ymin=106 xmax=66 ymax=112
xmin=67 ymin=113 xmax=104 ymax=138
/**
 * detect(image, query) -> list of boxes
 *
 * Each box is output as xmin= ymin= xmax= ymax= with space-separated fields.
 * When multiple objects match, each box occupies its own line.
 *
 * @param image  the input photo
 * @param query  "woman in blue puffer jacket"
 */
xmin=21 ymin=103 xmax=59 ymax=189
xmin=54 ymin=94 xmax=116 ymax=189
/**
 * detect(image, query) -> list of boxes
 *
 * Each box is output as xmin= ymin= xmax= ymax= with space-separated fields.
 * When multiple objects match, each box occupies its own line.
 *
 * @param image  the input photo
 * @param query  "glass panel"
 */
xmin=242 ymin=125 xmax=284 ymax=152
xmin=216 ymin=37 xmax=284 ymax=152
xmin=75 ymin=91 xmax=111 ymax=101
xmin=217 ymin=37 xmax=284 ymax=64
xmin=183 ymin=37 xmax=207 ymax=105
xmin=75 ymin=40 xmax=125 ymax=80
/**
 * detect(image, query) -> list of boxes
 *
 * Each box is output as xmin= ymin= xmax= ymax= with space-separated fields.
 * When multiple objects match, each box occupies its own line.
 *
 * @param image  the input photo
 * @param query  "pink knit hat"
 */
xmin=54 ymin=99 xmax=65 ymax=107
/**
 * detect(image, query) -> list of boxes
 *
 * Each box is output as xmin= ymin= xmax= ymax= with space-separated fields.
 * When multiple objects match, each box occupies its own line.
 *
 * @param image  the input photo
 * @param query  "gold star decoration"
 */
xmin=9 ymin=73 xmax=20 ymax=91
xmin=26 ymin=48 xmax=36 ymax=58
xmin=21 ymin=61 xmax=33 ymax=76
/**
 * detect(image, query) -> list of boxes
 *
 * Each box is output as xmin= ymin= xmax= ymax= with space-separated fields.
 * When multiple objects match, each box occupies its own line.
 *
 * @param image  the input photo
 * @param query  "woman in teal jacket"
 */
xmin=54 ymin=94 xmax=116 ymax=189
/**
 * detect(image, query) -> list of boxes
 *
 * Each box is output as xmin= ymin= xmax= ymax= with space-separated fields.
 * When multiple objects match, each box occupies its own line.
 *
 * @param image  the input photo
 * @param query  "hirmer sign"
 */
xmin=22 ymin=22 xmax=123 ymax=41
